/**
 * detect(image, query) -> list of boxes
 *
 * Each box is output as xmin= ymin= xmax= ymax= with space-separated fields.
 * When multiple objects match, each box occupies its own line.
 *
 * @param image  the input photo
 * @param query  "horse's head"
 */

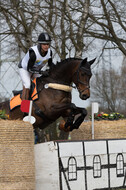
xmin=48 ymin=57 xmax=95 ymax=100
xmin=75 ymin=58 xmax=95 ymax=100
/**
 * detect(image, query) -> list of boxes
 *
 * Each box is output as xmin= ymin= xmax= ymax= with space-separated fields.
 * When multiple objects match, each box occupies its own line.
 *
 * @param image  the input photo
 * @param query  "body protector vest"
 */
xmin=20 ymin=45 xmax=51 ymax=71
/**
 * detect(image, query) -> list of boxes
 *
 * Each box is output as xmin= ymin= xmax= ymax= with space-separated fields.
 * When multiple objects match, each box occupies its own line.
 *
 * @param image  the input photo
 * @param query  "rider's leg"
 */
xmin=22 ymin=86 xmax=30 ymax=100
xmin=19 ymin=68 xmax=31 ymax=100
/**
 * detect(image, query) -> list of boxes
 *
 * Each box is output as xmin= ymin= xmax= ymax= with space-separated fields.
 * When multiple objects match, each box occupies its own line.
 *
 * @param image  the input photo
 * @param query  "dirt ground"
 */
xmin=70 ymin=120 xmax=126 ymax=140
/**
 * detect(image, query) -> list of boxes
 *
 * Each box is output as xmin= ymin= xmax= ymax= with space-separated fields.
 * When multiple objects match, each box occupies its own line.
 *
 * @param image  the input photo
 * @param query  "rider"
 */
xmin=18 ymin=32 xmax=53 ymax=100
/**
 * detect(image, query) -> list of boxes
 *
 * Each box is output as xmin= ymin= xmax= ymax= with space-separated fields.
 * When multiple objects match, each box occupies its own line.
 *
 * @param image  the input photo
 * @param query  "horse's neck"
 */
xmin=50 ymin=61 xmax=78 ymax=84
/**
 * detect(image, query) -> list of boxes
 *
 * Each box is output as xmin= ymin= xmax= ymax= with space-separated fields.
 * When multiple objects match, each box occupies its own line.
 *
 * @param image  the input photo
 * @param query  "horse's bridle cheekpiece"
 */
xmin=75 ymin=61 xmax=92 ymax=94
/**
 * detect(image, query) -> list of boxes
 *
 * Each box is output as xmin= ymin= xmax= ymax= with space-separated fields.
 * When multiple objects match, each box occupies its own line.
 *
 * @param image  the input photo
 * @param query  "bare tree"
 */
xmin=90 ymin=67 xmax=123 ymax=113
xmin=120 ymin=56 xmax=126 ymax=114
xmin=1 ymin=0 xmax=126 ymax=59
xmin=0 ymin=0 xmax=40 ymax=53
xmin=37 ymin=0 xmax=91 ymax=59
xmin=87 ymin=0 xmax=126 ymax=56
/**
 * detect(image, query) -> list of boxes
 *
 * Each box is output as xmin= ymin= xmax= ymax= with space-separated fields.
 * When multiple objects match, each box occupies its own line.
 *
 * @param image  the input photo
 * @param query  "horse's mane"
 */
xmin=39 ymin=57 xmax=82 ymax=80
xmin=50 ymin=57 xmax=82 ymax=71
xmin=56 ymin=57 xmax=82 ymax=66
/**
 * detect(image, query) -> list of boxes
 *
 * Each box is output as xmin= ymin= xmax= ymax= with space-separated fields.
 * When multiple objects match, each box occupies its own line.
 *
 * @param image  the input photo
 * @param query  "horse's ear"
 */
xmin=81 ymin=58 xmax=88 ymax=66
xmin=88 ymin=58 xmax=96 ymax=65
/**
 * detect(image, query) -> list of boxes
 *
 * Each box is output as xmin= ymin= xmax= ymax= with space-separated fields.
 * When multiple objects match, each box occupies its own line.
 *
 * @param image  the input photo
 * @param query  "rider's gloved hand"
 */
xmin=29 ymin=68 xmax=39 ymax=74
xmin=39 ymin=70 xmax=49 ymax=77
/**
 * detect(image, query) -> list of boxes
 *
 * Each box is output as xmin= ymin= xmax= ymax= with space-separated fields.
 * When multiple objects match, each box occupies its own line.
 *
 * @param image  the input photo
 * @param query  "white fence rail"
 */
xmin=35 ymin=139 xmax=126 ymax=190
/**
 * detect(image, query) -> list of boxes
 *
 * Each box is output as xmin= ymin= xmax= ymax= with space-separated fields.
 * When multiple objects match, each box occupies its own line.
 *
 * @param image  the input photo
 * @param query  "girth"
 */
xmin=33 ymin=102 xmax=49 ymax=122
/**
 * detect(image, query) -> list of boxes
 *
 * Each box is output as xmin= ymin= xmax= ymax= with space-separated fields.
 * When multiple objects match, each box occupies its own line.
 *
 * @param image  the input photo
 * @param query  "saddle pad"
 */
xmin=10 ymin=94 xmax=22 ymax=110
xmin=10 ymin=78 xmax=38 ymax=110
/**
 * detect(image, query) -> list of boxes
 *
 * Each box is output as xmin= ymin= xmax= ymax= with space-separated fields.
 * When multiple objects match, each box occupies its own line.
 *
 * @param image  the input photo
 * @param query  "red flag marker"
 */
xmin=21 ymin=100 xmax=36 ymax=124
xmin=20 ymin=100 xmax=30 ymax=113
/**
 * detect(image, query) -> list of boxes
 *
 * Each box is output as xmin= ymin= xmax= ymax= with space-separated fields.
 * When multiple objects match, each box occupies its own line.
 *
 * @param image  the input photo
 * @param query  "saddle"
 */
xmin=10 ymin=78 xmax=38 ymax=110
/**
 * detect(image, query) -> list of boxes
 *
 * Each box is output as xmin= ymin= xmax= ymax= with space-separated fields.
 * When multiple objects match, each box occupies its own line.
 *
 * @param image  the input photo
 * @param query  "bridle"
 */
xmin=74 ymin=62 xmax=92 ymax=94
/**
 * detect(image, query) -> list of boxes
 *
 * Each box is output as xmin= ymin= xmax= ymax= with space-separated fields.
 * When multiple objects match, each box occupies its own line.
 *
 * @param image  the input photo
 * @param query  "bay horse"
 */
xmin=0 ymin=57 xmax=95 ymax=132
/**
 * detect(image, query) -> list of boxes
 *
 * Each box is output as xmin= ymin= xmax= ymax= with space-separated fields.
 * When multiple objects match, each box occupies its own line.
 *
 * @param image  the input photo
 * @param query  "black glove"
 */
xmin=39 ymin=70 xmax=49 ymax=77
xmin=29 ymin=68 xmax=39 ymax=74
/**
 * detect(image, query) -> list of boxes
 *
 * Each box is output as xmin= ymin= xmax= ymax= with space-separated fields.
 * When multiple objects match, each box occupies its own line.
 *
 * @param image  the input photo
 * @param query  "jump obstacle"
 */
xmin=1 ymin=120 xmax=126 ymax=190
xmin=0 ymin=120 xmax=35 ymax=190
xmin=35 ymin=139 xmax=126 ymax=190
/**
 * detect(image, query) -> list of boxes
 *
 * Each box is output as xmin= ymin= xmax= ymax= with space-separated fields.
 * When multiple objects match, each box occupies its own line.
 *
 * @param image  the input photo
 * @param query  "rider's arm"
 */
xmin=48 ymin=50 xmax=55 ymax=68
xmin=27 ymin=49 xmax=36 ymax=72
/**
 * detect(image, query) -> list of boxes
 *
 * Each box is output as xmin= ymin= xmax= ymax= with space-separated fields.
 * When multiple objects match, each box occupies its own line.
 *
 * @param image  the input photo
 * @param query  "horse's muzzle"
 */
xmin=78 ymin=86 xmax=90 ymax=100
xmin=79 ymin=93 xmax=90 ymax=100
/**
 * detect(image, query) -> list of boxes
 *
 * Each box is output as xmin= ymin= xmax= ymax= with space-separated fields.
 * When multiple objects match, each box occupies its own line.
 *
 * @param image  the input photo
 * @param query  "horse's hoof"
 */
xmin=59 ymin=120 xmax=71 ymax=132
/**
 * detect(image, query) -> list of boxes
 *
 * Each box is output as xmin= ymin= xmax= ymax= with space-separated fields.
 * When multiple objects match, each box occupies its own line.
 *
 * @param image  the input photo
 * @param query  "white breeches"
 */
xmin=19 ymin=68 xmax=41 ymax=88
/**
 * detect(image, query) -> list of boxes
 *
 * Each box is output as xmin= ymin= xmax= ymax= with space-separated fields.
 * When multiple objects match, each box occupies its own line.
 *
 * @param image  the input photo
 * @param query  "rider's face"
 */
xmin=41 ymin=43 xmax=50 ymax=52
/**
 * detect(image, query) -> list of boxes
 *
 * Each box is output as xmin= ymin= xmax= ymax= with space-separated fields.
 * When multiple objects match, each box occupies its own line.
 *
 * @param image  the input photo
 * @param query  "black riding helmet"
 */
xmin=38 ymin=32 xmax=51 ymax=44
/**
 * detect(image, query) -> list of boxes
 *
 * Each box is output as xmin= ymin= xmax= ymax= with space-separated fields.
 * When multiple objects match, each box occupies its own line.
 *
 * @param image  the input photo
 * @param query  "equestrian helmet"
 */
xmin=38 ymin=32 xmax=51 ymax=44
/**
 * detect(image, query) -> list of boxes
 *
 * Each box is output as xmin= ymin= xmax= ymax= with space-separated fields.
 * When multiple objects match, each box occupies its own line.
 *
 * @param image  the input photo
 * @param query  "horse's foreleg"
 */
xmin=59 ymin=106 xmax=87 ymax=132
xmin=71 ymin=107 xmax=87 ymax=130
